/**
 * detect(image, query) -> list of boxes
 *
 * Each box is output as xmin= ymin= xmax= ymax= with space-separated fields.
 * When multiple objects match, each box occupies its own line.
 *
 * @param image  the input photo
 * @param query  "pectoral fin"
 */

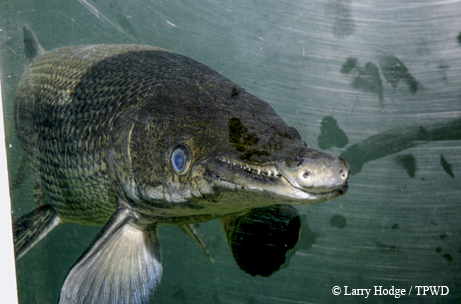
xmin=13 ymin=205 xmax=60 ymax=260
xmin=59 ymin=208 xmax=162 ymax=304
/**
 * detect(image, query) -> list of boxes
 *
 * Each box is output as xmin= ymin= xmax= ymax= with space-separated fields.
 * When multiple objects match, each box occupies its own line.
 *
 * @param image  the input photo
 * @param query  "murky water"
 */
xmin=1 ymin=0 xmax=460 ymax=303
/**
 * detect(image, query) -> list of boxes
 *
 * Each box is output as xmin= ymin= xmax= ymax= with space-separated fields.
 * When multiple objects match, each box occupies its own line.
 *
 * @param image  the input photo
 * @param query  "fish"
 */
xmin=13 ymin=26 xmax=349 ymax=304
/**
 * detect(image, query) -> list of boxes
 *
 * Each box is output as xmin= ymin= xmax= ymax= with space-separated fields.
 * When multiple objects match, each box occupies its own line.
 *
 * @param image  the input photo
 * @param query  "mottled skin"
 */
xmin=16 ymin=44 xmax=349 ymax=227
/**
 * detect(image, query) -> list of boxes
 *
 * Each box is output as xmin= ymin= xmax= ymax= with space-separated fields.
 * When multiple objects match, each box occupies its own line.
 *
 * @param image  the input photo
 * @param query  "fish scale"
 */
xmin=16 ymin=45 xmax=163 ymax=224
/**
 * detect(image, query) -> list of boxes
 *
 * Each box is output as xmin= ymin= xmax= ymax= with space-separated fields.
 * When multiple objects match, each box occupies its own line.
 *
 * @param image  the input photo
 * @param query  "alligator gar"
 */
xmin=13 ymin=26 xmax=349 ymax=304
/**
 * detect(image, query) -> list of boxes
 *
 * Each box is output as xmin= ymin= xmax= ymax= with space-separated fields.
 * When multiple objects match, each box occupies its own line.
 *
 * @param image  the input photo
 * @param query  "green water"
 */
xmin=1 ymin=0 xmax=460 ymax=303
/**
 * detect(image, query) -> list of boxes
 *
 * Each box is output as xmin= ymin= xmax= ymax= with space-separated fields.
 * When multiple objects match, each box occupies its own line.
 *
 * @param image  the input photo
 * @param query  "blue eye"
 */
xmin=174 ymin=153 xmax=185 ymax=169
xmin=171 ymin=146 xmax=190 ymax=174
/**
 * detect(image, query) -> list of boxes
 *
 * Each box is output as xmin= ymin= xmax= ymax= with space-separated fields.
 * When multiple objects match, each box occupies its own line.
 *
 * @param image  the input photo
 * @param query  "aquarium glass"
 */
xmin=1 ymin=0 xmax=460 ymax=303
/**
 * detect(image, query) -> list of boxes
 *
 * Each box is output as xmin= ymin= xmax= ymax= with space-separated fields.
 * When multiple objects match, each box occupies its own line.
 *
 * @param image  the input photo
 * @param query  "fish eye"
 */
xmin=170 ymin=145 xmax=191 ymax=175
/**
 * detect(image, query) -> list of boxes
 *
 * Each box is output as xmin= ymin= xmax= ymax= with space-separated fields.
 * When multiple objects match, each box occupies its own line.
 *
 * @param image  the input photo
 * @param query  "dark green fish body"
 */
xmin=17 ymin=44 xmax=174 ymax=225
xmin=14 ymin=27 xmax=349 ymax=304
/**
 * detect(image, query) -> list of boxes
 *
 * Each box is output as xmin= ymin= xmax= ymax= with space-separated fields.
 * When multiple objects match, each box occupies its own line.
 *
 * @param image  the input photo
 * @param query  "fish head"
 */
xmin=108 ymin=83 xmax=349 ymax=218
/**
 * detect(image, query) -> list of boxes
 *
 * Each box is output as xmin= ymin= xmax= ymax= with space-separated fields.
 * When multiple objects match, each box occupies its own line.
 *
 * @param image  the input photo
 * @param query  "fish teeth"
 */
xmin=218 ymin=156 xmax=280 ymax=178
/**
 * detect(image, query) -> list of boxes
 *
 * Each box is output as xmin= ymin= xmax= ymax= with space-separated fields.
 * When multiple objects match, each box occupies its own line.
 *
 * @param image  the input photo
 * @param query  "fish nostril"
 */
xmin=302 ymin=170 xmax=311 ymax=179
xmin=339 ymin=168 xmax=348 ymax=180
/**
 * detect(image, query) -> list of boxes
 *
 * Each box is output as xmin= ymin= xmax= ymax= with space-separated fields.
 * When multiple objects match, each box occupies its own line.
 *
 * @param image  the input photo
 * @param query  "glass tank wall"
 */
xmin=1 ymin=0 xmax=460 ymax=303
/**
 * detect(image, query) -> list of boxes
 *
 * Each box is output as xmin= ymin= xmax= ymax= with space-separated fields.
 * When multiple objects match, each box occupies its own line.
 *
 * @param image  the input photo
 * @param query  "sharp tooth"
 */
xmin=219 ymin=156 xmax=282 ymax=179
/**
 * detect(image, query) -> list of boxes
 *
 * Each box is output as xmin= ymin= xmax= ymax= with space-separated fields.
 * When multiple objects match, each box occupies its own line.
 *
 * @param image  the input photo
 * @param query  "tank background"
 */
xmin=1 ymin=0 xmax=461 ymax=303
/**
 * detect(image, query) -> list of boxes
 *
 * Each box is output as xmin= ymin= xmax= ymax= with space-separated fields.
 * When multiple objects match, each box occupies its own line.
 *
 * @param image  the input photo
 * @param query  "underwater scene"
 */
xmin=1 ymin=0 xmax=460 ymax=303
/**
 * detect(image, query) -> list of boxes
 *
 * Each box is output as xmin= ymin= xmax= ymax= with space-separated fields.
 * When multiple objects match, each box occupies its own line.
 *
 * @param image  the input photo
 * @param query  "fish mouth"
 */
xmin=200 ymin=154 xmax=348 ymax=204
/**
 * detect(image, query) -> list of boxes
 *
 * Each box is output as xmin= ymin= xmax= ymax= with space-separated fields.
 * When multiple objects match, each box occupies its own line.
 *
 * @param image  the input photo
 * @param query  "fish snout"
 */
xmin=280 ymin=154 xmax=349 ymax=193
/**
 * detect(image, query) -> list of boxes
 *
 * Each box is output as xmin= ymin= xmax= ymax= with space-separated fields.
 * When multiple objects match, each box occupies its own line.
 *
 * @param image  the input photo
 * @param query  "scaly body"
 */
xmin=14 ymin=27 xmax=349 ymax=304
